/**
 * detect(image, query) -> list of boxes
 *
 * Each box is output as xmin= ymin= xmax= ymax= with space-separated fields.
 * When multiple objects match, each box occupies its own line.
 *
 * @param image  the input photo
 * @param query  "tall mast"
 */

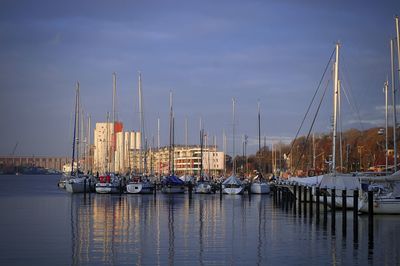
xmin=395 ymin=16 xmax=400 ymax=171
xmin=391 ymin=39 xmax=397 ymax=172
xmin=106 ymin=111 xmax=110 ymax=174
xmin=384 ymin=80 xmax=389 ymax=175
xmin=76 ymin=83 xmax=80 ymax=173
xmin=223 ymin=129 xmax=226 ymax=176
xmin=138 ymin=72 xmax=144 ymax=174
xmin=157 ymin=117 xmax=160 ymax=150
xmin=168 ymin=91 xmax=173 ymax=175
xmin=112 ymin=72 xmax=116 ymax=173
xmin=71 ymin=82 xmax=79 ymax=175
xmin=88 ymin=115 xmax=91 ymax=173
xmin=232 ymin=98 xmax=236 ymax=175
xmin=332 ymin=43 xmax=340 ymax=175
xmin=338 ymin=79 xmax=343 ymax=172
xmin=257 ymin=100 xmax=261 ymax=173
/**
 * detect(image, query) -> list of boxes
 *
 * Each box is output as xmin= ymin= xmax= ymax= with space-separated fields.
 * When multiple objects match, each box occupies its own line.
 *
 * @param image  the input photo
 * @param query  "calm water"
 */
xmin=0 ymin=175 xmax=399 ymax=265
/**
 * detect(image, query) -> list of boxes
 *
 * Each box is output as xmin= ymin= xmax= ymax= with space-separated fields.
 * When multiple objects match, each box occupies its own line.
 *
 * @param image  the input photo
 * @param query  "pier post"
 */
xmin=298 ymin=186 xmax=302 ymax=215
xmin=309 ymin=186 xmax=313 ymax=218
xmin=331 ymin=188 xmax=336 ymax=233
xmin=154 ymin=182 xmax=157 ymax=197
xmin=284 ymin=188 xmax=289 ymax=211
xmin=316 ymin=187 xmax=320 ymax=224
xmin=303 ymin=186 xmax=307 ymax=217
xmin=323 ymin=189 xmax=328 ymax=225
xmin=293 ymin=185 xmax=297 ymax=214
xmin=219 ymin=182 xmax=223 ymax=201
xmin=188 ymin=181 xmax=193 ymax=199
xmin=89 ymin=178 xmax=92 ymax=193
xmin=84 ymin=178 xmax=87 ymax=195
xmin=248 ymin=183 xmax=252 ymax=202
xmin=342 ymin=189 xmax=347 ymax=238
xmin=368 ymin=190 xmax=374 ymax=247
xmin=119 ymin=179 xmax=123 ymax=195
xmin=353 ymin=189 xmax=359 ymax=243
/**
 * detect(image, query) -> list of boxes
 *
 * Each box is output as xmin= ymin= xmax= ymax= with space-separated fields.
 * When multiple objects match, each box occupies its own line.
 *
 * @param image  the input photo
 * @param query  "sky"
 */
xmin=0 ymin=0 xmax=399 ymax=157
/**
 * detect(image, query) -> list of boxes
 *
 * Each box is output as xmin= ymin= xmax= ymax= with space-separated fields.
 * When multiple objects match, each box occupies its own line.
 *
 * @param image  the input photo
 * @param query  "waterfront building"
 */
xmin=0 ymin=156 xmax=70 ymax=173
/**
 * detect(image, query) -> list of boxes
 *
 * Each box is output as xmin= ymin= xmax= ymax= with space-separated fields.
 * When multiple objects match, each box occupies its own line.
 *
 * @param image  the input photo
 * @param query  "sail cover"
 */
xmin=222 ymin=175 xmax=242 ymax=186
xmin=318 ymin=174 xmax=359 ymax=190
xmin=163 ymin=175 xmax=185 ymax=185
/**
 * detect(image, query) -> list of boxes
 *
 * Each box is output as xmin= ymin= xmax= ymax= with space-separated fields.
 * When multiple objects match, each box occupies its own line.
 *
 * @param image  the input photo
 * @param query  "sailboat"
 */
xmin=161 ymin=91 xmax=185 ymax=194
xmin=195 ymin=128 xmax=212 ymax=194
xmin=222 ymin=98 xmax=244 ymax=195
xmin=65 ymin=82 xmax=92 ymax=193
xmin=251 ymin=101 xmax=270 ymax=194
xmin=359 ymin=26 xmax=400 ymax=214
xmin=126 ymin=72 xmax=155 ymax=194
xmin=95 ymin=73 xmax=122 ymax=194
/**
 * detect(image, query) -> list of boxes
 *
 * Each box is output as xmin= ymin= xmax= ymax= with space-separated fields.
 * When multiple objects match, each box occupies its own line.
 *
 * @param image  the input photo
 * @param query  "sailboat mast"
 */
xmin=385 ymin=80 xmax=389 ymax=175
xmin=168 ymin=91 xmax=173 ymax=175
xmin=332 ymin=43 xmax=340 ymax=175
xmin=391 ymin=39 xmax=397 ymax=172
xmin=88 ymin=115 xmax=91 ymax=173
xmin=138 ymin=72 xmax=144 ymax=174
xmin=257 ymin=100 xmax=261 ymax=173
xmin=232 ymin=98 xmax=236 ymax=175
xmin=394 ymin=16 xmax=400 ymax=171
xmin=112 ymin=72 xmax=116 ymax=173
xmin=71 ymin=82 xmax=79 ymax=175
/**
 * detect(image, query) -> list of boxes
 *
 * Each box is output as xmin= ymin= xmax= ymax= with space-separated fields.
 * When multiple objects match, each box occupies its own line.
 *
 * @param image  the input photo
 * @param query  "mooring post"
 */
xmin=84 ymin=178 xmax=87 ymax=195
xmin=298 ymin=186 xmax=302 ymax=215
xmin=188 ymin=181 xmax=193 ymax=199
xmin=342 ymin=189 xmax=347 ymax=238
xmin=119 ymin=179 xmax=123 ymax=195
xmin=316 ymin=187 xmax=320 ymax=224
xmin=331 ymin=188 xmax=336 ymax=233
xmin=88 ymin=178 xmax=92 ymax=193
xmin=293 ymin=185 xmax=297 ymax=214
xmin=154 ymin=181 xmax=157 ymax=197
xmin=323 ymin=189 xmax=328 ymax=225
xmin=219 ymin=182 xmax=223 ymax=200
xmin=309 ymin=186 xmax=313 ymax=218
xmin=353 ymin=189 xmax=359 ymax=243
xmin=303 ymin=186 xmax=307 ymax=217
xmin=368 ymin=190 xmax=374 ymax=247
xmin=248 ymin=182 xmax=252 ymax=202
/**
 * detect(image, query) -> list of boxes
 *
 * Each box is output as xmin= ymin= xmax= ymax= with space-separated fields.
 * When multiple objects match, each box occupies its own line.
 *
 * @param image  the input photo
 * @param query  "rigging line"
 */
xmin=287 ymin=48 xmax=335 ymax=157
xmin=293 ymin=79 xmax=330 ymax=174
xmin=339 ymin=57 xmax=365 ymax=131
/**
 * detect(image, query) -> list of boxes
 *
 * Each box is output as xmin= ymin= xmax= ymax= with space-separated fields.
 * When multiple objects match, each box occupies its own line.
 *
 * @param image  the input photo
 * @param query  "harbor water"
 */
xmin=0 ymin=175 xmax=399 ymax=265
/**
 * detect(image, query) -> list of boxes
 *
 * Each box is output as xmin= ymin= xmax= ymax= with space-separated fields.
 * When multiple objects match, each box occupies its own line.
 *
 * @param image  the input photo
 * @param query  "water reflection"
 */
xmin=66 ymin=193 xmax=400 ymax=265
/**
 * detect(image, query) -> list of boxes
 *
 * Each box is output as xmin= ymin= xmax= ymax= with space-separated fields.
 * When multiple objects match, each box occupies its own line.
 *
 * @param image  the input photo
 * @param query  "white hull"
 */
xmin=251 ymin=182 xmax=270 ymax=194
xmin=161 ymin=185 xmax=185 ymax=194
xmin=66 ymin=182 xmax=87 ymax=193
xmin=358 ymin=197 xmax=400 ymax=214
xmin=223 ymin=186 xmax=244 ymax=195
xmin=195 ymin=183 xmax=212 ymax=194
xmin=95 ymin=183 xmax=120 ymax=194
xmin=126 ymin=182 xmax=155 ymax=194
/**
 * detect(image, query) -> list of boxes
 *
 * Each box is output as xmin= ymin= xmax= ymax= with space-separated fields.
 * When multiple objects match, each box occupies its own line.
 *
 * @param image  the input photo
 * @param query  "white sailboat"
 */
xmin=251 ymin=101 xmax=270 ymax=194
xmin=126 ymin=72 xmax=155 ymax=194
xmin=195 ymin=128 xmax=212 ymax=194
xmin=95 ymin=174 xmax=121 ymax=194
xmin=223 ymin=98 xmax=244 ymax=195
xmin=161 ymin=91 xmax=185 ymax=194
xmin=65 ymin=82 xmax=91 ymax=193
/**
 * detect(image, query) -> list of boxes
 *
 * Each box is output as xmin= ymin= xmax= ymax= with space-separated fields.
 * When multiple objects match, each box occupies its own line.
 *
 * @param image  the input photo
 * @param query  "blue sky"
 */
xmin=0 ymin=0 xmax=399 ymax=156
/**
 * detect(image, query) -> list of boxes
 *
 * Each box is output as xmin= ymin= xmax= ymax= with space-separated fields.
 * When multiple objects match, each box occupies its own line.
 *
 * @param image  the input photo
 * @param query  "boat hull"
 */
xmin=194 ymin=183 xmax=212 ymax=194
xmin=95 ymin=183 xmax=120 ymax=194
xmin=161 ymin=185 xmax=185 ymax=194
xmin=223 ymin=187 xmax=244 ymax=195
xmin=251 ymin=182 xmax=270 ymax=194
xmin=358 ymin=197 xmax=400 ymax=214
xmin=126 ymin=182 xmax=155 ymax=194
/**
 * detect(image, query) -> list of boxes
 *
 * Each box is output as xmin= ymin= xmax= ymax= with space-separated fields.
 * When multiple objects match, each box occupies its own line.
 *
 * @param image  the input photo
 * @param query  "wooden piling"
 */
xmin=331 ymin=188 xmax=336 ymax=233
xmin=303 ymin=186 xmax=307 ymax=217
xmin=309 ymin=186 xmax=313 ymax=218
xmin=298 ymin=186 xmax=302 ymax=215
xmin=353 ymin=189 xmax=358 ymax=243
xmin=219 ymin=182 xmax=223 ymax=200
xmin=316 ymin=187 xmax=320 ymax=224
xmin=84 ymin=178 xmax=87 ymax=195
xmin=293 ymin=185 xmax=297 ymax=214
xmin=323 ymin=189 xmax=328 ymax=225
xmin=368 ymin=190 xmax=374 ymax=246
xmin=342 ymin=189 xmax=347 ymax=238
